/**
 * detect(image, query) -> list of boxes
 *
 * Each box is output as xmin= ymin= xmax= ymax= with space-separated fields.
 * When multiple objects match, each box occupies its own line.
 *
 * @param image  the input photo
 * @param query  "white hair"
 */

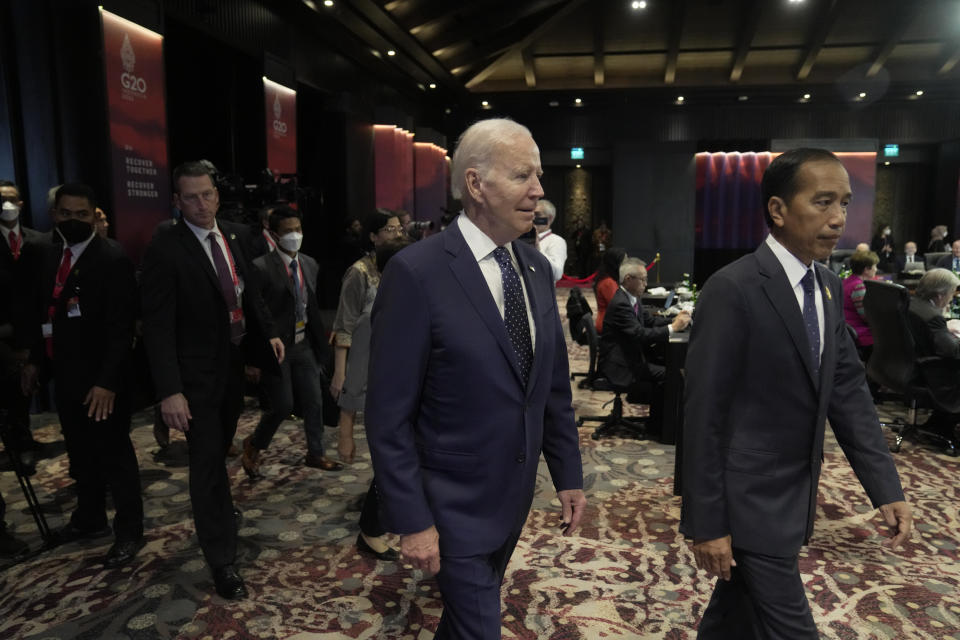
xmin=537 ymin=199 xmax=556 ymax=224
xmin=917 ymin=268 xmax=960 ymax=301
xmin=450 ymin=118 xmax=534 ymax=201
xmin=619 ymin=257 xmax=647 ymax=284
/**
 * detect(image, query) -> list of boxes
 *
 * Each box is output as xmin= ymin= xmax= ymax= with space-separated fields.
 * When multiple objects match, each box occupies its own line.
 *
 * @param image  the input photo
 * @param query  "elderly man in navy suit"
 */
xmin=365 ymin=118 xmax=586 ymax=639
xmin=681 ymin=148 xmax=912 ymax=638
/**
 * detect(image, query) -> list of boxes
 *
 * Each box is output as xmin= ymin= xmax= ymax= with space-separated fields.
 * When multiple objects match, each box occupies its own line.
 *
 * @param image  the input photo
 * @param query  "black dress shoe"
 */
xmin=52 ymin=522 xmax=112 ymax=545
xmin=104 ymin=537 xmax=146 ymax=568
xmin=356 ymin=533 xmax=400 ymax=561
xmin=212 ymin=565 xmax=248 ymax=600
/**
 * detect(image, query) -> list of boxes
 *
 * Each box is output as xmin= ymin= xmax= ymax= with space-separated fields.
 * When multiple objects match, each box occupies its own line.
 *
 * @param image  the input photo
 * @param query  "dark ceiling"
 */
xmin=305 ymin=0 xmax=960 ymax=103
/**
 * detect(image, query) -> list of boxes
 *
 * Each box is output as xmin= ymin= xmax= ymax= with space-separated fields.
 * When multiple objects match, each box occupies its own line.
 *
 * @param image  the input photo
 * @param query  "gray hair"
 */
xmin=619 ymin=257 xmax=647 ymax=284
xmin=537 ymin=199 xmax=556 ymax=224
xmin=917 ymin=268 xmax=960 ymax=301
xmin=450 ymin=118 xmax=534 ymax=201
xmin=47 ymin=184 xmax=62 ymax=210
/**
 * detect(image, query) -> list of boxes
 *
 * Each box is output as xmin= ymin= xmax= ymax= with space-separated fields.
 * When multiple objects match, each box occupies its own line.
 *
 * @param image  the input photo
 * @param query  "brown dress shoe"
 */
xmin=241 ymin=436 xmax=261 ymax=479
xmin=304 ymin=454 xmax=343 ymax=471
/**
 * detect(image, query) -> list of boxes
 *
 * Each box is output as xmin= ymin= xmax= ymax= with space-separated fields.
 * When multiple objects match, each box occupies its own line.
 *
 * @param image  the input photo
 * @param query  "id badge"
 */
xmin=66 ymin=297 xmax=81 ymax=318
xmin=41 ymin=323 xmax=53 ymax=338
xmin=295 ymin=320 xmax=306 ymax=344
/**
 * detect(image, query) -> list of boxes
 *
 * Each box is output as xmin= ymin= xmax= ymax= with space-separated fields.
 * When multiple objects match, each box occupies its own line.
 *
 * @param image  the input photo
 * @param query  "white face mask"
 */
xmin=278 ymin=231 xmax=303 ymax=253
xmin=1 ymin=201 xmax=20 ymax=222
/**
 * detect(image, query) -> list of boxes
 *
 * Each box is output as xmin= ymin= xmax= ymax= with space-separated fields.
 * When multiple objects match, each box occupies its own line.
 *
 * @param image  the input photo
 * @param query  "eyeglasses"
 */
xmin=180 ymin=190 xmax=217 ymax=205
xmin=382 ymin=225 xmax=403 ymax=233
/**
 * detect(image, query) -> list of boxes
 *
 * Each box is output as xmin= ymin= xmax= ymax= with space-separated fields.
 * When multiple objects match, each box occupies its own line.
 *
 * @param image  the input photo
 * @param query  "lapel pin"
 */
xmin=529 ymin=265 xmax=535 ymax=272
xmin=824 ymin=287 xmax=832 ymax=300
xmin=230 ymin=233 xmax=236 ymax=240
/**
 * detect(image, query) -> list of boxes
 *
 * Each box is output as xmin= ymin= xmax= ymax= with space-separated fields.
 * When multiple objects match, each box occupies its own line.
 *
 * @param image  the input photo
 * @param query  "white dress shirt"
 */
xmin=765 ymin=233 xmax=824 ymax=360
xmin=458 ymin=213 xmax=536 ymax=350
xmin=59 ymin=227 xmax=97 ymax=267
xmin=182 ymin=217 xmax=244 ymax=302
xmin=538 ymin=229 xmax=567 ymax=282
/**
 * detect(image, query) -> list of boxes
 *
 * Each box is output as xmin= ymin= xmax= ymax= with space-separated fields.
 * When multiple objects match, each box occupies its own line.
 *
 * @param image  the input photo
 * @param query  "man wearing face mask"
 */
xmin=0 ymin=180 xmax=47 ymax=468
xmin=24 ymin=183 xmax=144 ymax=566
xmin=871 ymin=224 xmax=895 ymax=272
xmin=242 ymin=206 xmax=339 ymax=475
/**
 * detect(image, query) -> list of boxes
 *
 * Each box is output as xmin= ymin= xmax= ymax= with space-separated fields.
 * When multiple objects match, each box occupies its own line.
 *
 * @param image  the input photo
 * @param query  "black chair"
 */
xmin=829 ymin=249 xmax=855 ymax=274
xmin=576 ymin=377 xmax=649 ymax=440
xmin=569 ymin=314 xmax=601 ymax=390
xmin=862 ymin=280 xmax=959 ymax=455
xmin=924 ymin=251 xmax=951 ymax=270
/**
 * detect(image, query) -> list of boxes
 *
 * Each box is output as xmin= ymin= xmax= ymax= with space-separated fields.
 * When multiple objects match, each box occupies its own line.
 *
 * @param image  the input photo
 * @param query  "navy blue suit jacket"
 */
xmin=365 ymin=219 xmax=583 ymax=556
xmin=680 ymin=241 xmax=904 ymax=556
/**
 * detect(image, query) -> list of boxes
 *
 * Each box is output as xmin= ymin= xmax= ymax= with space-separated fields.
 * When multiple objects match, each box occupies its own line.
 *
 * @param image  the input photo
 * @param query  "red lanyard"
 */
xmin=216 ymin=230 xmax=240 ymax=289
xmin=262 ymin=228 xmax=277 ymax=251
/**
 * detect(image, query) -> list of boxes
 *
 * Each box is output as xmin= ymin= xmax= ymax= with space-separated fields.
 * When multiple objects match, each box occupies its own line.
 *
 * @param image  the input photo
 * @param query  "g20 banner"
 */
xmin=100 ymin=8 xmax=170 ymax=263
xmin=264 ymin=77 xmax=297 ymax=177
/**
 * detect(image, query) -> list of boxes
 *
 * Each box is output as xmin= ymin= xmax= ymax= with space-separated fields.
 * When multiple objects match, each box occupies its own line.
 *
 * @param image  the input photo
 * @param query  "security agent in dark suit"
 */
xmin=242 ymin=205 xmax=340 ymax=476
xmin=598 ymin=257 xmax=690 ymax=432
xmin=141 ymin=161 xmax=285 ymax=600
xmin=681 ymin=148 xmax=912 ymax=639
xmin=23 ymin=183 xmax=144 ymax=566
xmin=936 ymin=239 xmax=960 ymax=272
xmin=0 ymin=180 xmax=47 ymax=461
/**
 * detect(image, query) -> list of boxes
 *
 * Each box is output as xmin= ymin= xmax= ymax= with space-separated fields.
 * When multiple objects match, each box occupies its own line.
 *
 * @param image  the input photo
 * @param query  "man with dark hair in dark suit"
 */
xmin=24 ymin=183 xmax=144 ymax=566
xmin=598 ymin=257 xmax=690 ymax=433
xmin=242 ymin=205 xmax=340 ymax=476
xmin=141 ymin=161 xmax=284 ymax=599
xmin=681 ymin=148 xmax=912 ymax=638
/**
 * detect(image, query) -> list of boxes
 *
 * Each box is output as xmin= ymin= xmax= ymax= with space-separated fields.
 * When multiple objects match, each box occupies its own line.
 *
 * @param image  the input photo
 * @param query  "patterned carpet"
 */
xmin=1 ymin=288 xmax=959 ymax=639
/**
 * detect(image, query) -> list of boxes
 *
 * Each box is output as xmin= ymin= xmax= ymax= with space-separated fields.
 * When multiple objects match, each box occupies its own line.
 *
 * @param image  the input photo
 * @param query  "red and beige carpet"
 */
xmin=1 ymin=288 xmax=958 ymax=639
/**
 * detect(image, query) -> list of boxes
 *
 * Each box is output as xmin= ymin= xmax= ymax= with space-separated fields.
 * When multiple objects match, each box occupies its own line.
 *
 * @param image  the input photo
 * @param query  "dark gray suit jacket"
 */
xmin=680 ymin=241 xmax=905 ymax=557
xmin=598 ymin=287 xmax=668 ymax=388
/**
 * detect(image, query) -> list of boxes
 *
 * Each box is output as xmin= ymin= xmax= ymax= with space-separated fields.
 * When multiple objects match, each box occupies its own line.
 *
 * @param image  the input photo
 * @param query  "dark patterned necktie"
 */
xmin=290 ymin=258 xmax=305 ymax=322
xmin=801 ymin=269 xmax=820 ymax=376
xmin=208 ymin=232 xmax=244 ymax=345
xmin=493 ymin=246 xmax=533 ymax=384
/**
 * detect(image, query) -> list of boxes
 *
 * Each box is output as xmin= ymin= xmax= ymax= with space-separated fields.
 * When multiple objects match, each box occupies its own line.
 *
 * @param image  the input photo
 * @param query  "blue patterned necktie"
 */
xmin=801 ymin=269 xmax=820 ymax=376
xmin=493 ymin=246 xmax=533 ymax=384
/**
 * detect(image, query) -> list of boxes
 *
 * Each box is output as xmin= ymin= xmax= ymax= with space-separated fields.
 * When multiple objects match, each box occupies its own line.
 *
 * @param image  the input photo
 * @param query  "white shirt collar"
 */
xmin=765 ymin=233 xmax=816 ymax=288
xmin=2 ymin=221 xmax=21 ymax=245
xmin=538 ymin=229 xmax=552 ymax=240
xmin=619 ymin=285 xmax=637 ymax=308
xmin=60 ymin=227 xmax=97 ymax=260
xmin=458 ymin=212 xmax=519 ymax=264
xmin=182 ymin=216 xmax=221 ymax=243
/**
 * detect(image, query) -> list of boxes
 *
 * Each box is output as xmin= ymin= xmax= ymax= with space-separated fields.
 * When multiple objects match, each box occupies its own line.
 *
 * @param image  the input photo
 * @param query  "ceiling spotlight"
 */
xmin=549 ymin=100 xmax=559 ymax=107
xmin=444 ymin=108 xmax=452 ymax=114
xmin=738 ymin=95 xmax=748 ymax=101
xmin=788 ymin=0 xmax=804 ymax=3
xmin=323 ymin=0 xmax=334 ymax=5
xmin=676 ymin=95 xmax=685 ymax=103
xmin=387 ymin=50 xmax=396 ymax=56
xmin=302 ymin=0 xmax=317 ymax=9
xmin=858 ymin=92 xmax=866 ymax=98
xmin=916 ymin=89 xmax=924 ymax=96
xmin=576 ymin=164 xmax=582 ymax=168
xmin=803 ymin=93 xmax=811 ymax=100
xmin=428 ymin=83 xmax=436 ymax=89
xmin=481 ymin=100 xmax=489 ymax=106
xmin=884 ymin=161 xmax=890 ymax=166
xmin=574 ymin=98 xmax=582 ymax=105
xmin=631 ymin=1 xmax=647 ymax=9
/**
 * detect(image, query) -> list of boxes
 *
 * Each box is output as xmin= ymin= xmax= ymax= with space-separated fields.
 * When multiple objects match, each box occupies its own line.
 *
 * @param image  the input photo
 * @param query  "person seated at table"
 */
xmin=843 ymin=249 xmax=878 ymax=362
xmin=599 ymin=257 xmax=690 ymax=434
xmin=907 ymin=268 xmax=960 ymax=440
xmin=896 ymin=241 xmax=924 ymax=273
xmin=594 ymin=247 xmax=626 ymax=333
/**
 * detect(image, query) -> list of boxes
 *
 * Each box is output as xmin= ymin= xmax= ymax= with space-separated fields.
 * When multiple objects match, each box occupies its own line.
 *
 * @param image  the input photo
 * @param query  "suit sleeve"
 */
xmin=364 ymin=254 xmax=435 ymax=534
xmin=95 ymin=250 xmax=136 ymax=391
xmin=540 ymin=283 xmax=583 ymax=492
xmin=927 ymin=314 xmax=960 ymax=359
xmin=605 ymin=296 xmax=668 ymax=347
xmin=826 ymin=283 xmax=905 ymax=508
xmin=141 ymin=236 xmax=182 ymax=400
xmin=681 ymin=272 xmax=747 ymax=541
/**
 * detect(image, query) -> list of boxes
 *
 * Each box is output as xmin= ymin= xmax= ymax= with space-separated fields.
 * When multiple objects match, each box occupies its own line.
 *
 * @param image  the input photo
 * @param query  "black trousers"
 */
xmin=184 ymin=345 xmax=244 ymax=570
xmin=56 ymin=386 xmax=143 ymax=542
xmin=0 ymin=367 xmax=33 ymax=449
xmin=433 ymin=530 xmax=522 ymax=640
xmin=357 ymin=480 xmax=384 ymax=537
xmin=697 ymin=548 xmax=818 ymax=640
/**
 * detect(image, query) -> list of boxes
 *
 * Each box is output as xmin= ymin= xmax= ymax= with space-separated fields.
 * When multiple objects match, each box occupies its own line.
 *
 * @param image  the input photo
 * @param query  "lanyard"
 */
xmin=215 ymin=232 xmax=240 ymax=289
xmin=262 ymin=228 xmax=277 ymax=251
xmin=282 ymin=255 xmax=305 ymax=297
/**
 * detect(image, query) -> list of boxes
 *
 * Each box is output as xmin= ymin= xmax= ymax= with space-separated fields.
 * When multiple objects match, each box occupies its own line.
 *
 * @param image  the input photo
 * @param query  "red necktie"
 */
xmin=46 ymin=247 xmax=73 ymax=359
xmin=8 ymin=230 xmax=20 ymax=260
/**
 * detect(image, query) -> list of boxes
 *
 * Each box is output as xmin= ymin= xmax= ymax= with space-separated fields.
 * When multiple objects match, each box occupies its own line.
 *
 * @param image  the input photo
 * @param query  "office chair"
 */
xmin=829 ymin=249 xmax=855 ymax=274
xmin=924 ymin=251 xmax=952 ymax=270
xmin=576 ymin=377 xmax=649 ymax=440
xmin=862 ymin=280 xmax=959 ymax=455
xmin=569 ymin=314 xmax=602 ymax=390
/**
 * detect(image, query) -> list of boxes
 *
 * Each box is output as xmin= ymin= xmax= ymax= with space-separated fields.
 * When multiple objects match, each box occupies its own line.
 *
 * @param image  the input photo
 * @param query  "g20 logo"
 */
xmin=120 ymin=73 xmax=147 ymax=93
xmin=273 ymin=120 xmax=288 ymax=134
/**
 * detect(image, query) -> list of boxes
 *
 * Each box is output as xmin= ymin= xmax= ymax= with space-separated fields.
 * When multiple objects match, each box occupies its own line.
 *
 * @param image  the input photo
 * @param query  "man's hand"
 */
xmin=84 ymin=386 xmax=116 ymax=421
xmin=161 ymin=392 xmax=192 ymax=433
xmin=244 ymin=365 xmax=261 ymax=385
xmin=270 ymin=337 xmax=285 ymax=364
xmin=557 ymin=489 xmax=587 ymax=536
xmin=878 ymin=500 xmax=912 ymax=549
xmin=671 ymin=310 xmax=692 ymax=332
xmin=400 ymin=525 xmax=441 ymax=575
xmin=21 ymin=363 xmax=38 ymax=396
xmin=692 ymin=535 xmax=737 ymax=581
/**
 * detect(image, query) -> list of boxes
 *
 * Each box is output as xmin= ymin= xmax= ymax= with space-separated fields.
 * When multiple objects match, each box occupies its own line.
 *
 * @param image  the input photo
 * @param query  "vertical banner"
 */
xmin=414 ymin=142 xmax=448 ymax=227
xmin=264 ymin=77 xmax=297 ymax=176
xmin=101 ymin=9 xmax=170 ymax=264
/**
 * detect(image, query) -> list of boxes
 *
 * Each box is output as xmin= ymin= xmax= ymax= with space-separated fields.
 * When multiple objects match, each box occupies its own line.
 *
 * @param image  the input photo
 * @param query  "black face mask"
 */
xmin=57 ymin=219 xmax=93 ymax=245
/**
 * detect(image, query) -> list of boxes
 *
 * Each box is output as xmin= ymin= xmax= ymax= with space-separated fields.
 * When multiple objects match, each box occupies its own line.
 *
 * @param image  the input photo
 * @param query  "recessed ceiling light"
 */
xmin=481 ymin=100 xmax=489 ymax=107
xmin=444 ymin=108 xmax=452 ymax=114
xmin=323 ymin=0 xmax=333 ymax=6
xmin=631 ymin=1 xmax=647 ymax=9
xmin=576 ymin=164 xmax=582 ymax=168
xmin=549 ymin=100 xmax=559 ymax=107
xmin=387 ymin=50 xmax=396 ymax=56
xmin=803 ymin=93 xmax=811 ymax=100
xmin=916 ymin=89 xmax=924 ymax=96
xmin=676 ymin=95 xmax=685 ymax=102
xmin=859 ymin=92 xmax=866 ymax=98
xmin=428 ymin=83 xmax=436 ymax=89
xmin=303 ymin=0 xmax=317 ymax=9
xmin=574 ymin=98 xmax=582 ymax=104
xmin=884 ymin=161 xmax=890 ymax=166
xmin=738 ymin=95 xmax=748 ymax=101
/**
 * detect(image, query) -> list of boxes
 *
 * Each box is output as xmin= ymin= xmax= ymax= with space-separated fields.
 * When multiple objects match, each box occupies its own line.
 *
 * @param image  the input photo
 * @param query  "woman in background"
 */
xmin=843 ymin=249 xmax=879 ymax=362
xmin=594 ymin=247 xmax=627 ymax=333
